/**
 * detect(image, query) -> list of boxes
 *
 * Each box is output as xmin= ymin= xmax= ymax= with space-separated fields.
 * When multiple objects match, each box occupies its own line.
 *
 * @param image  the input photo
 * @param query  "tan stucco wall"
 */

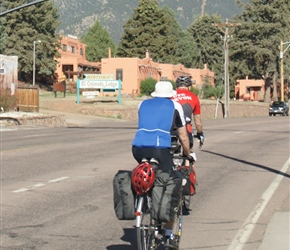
xmin=101 ymin=57 xmax=140 ymax=96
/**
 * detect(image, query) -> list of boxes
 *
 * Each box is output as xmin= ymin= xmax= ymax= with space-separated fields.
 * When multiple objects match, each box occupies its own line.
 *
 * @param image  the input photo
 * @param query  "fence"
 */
xmin=17 ymin=84 xmax=39 ymax=112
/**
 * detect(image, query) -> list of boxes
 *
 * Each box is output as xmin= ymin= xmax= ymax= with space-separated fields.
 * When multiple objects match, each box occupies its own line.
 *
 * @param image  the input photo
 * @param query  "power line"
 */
xmin=0 ymin=0 xmax=48 ymax=17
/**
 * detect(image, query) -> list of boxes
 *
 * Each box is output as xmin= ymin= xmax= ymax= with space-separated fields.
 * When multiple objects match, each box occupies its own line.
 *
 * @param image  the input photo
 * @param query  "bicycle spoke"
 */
xmin=137 ymin=201 xmax=157 ymax=250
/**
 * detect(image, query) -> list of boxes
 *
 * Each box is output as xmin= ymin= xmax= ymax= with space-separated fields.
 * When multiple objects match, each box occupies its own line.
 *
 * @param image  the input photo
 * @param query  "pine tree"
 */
xmin=3 ymin=0 xmax=60 ymax=82
xmin=117 ymin=0 xmax=183 ymax=64
xmin=118 ymin=0 xmax=161 ymax=59
xmin=81 ymin=21 xmax=116 ymax=62
xmin=231 ymin=0 xmax=290 ymax=102
xmin=155 ymin=5 xmax=184 ymax=64
xmin=0 ymin=17 xmax=7 ymax=54
xmin=175 ymin=31 xmax=197 ymax=68
xmin=187 ymin=14 xmax=224 ymax=82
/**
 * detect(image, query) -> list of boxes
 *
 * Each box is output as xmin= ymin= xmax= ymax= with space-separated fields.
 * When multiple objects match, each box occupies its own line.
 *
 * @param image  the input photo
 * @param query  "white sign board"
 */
xmin=82 ymin=91 xmax=99 ymax=96
xmin=84 ymin=74 xmax=114 ymax=80
xmin=79 ymin=80 xmax=119 ymax=89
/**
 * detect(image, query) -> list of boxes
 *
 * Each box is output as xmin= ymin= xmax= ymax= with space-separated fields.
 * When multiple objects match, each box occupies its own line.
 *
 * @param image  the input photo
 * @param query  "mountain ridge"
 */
xmin=53 ymin=0 xmax=247 ymax=45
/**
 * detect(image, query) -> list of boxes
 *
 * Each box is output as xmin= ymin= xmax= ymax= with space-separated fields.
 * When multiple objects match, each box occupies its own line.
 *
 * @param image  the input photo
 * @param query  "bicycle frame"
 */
xmin=134 ymin=133 xmax=204 ymax=250
xmin=134 ymin=161 xmax=184 ymax=250
xmin=135 ymin=195 xmax=144 ymax=228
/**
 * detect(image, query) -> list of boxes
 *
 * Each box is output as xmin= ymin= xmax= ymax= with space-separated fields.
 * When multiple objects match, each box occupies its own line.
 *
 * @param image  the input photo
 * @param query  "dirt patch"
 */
xmin=39 ymin=91 xmax=270 ymax=121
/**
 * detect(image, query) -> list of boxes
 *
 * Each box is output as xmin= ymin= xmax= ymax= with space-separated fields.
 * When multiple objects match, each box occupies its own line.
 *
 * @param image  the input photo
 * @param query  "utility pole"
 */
xmin=214 ymin=19 xmax=240 ymax=118
xmin=280 ymin=40 xmax=290 ymax=102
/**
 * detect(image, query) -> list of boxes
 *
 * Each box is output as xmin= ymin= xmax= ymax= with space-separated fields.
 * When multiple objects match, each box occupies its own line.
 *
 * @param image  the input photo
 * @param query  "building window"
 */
xmin=71 ymin=46 xmax=75 ymax=53
xmin=116 ymin=69 xmax=123 ymax=81
xmin=80 ymin=48 xmax=83 ymax=55
xmin=62 ymin=44 xmax=67 ymax=51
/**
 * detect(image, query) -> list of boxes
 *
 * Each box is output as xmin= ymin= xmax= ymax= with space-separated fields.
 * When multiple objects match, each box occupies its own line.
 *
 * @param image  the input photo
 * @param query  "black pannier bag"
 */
xmin=151 ymin=170 xmax=182 ymax=222
xmin=113 ymin=170 xmax=136 ymax=220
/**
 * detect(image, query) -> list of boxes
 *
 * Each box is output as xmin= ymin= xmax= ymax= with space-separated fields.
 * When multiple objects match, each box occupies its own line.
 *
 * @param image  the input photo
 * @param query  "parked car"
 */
xmin=269 ymin=101 xmax=289 ymax=116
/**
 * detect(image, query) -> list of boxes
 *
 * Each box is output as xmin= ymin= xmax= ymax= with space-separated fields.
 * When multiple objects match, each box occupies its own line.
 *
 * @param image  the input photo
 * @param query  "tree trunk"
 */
xmin=264 ymin=73 xmax=271 ymax=103
xmin=272 ymin=72 xmax=278 ymax=101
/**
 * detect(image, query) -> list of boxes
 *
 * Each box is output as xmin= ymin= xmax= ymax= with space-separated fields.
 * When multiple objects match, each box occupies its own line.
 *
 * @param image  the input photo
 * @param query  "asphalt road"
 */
xmin=1 ymin=116 xmax=289 ymax=250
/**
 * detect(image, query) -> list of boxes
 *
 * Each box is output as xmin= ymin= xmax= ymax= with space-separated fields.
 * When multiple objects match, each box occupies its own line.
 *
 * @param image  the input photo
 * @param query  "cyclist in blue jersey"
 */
xmin=132 ymin=81 xmax=194 ymax=249
xmin=132 ymin=81 xmax=191 ymax=171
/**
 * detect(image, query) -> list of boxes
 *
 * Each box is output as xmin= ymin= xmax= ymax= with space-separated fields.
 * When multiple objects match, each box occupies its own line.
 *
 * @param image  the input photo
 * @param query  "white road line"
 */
xmin=48 ymin=176 xmax=69 ymax=183
xmin=13 ymin=188 xmax=29 ymax=193
xmin=32 ymin=183 xmax=46 ymax=188
xmin=0 ymin=128 xmax=17 ymax=132
xmin=12 ymin=176 xmax=70 ymax=193
xmin=23 ymin=134 xmax=48 ymax=138
xmin=227 ymin=157 xmax=290 ymax=250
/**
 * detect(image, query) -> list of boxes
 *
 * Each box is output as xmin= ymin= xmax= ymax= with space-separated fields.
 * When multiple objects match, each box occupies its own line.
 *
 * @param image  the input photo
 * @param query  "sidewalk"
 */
xmin=259 ymin=211 xmax=290 ymax=250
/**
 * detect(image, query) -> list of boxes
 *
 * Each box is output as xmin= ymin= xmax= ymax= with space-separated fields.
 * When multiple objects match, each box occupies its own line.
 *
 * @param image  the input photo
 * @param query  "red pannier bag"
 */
xmin=178 ymin=165 xmax=197 ymax=196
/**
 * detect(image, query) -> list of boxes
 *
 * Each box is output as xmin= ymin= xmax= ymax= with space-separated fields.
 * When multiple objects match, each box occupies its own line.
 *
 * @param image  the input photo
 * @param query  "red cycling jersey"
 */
xmin=171 ymin=89 xmax=201 ymax=120
xmin=172 ymin=88 xmax=201 ymax=147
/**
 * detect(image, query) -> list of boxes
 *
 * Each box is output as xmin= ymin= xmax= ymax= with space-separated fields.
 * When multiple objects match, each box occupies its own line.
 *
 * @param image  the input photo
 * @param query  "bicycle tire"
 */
xmin=168 ymin=200 xmax=183 ymax=250
xmin=136 ymin=210 xmax=156 ymax=250
xmin=183 ymin=195 xmax=192 ymax=211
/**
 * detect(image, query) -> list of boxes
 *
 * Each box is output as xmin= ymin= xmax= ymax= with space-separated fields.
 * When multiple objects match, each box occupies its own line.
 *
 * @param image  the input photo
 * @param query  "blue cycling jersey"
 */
xmin=132 ymin=97 xmax=184 ymax=148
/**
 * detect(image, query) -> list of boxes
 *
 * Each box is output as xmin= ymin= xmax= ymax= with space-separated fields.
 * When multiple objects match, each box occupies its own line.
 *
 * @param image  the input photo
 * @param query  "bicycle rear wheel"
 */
xmin=136 ymin=210 xmax=156 ymax=250
xmin=166 ymin=202 xmax=183 ymax=250
xmin=183 ymin=195 xmax=192 ymax=212
xmin=135 ymin=195 xmax=157 ymax=250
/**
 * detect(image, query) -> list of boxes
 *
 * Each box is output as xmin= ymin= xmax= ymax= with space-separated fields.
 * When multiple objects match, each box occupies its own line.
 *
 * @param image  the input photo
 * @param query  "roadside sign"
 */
xmin=79 ymin=80 xmax=119 ymax=89
xmin=76 ymin=74 xmax=122 ymax=104
xmin=84 ymin=74 xmax=114 ymax=80
xmin=82 ymin=91 xmax=99 ymax=96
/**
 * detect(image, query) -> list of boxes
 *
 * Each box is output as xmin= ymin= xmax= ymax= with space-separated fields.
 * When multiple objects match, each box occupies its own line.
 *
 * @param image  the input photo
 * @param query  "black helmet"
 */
xmin=176 ymin=76 xmax=192 ymax=88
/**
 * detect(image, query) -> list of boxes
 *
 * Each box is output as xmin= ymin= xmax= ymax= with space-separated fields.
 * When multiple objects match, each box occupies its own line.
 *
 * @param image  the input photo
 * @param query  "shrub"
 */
xmin=191 ymin=86 xmax=199 ymax=96
xmin=0 ymin=89 xmax=18 ymax=112
xmin=140 ymin=77 xmax=157 ymax=96
xmin=201 ymin=83 xmax=216 ymax=99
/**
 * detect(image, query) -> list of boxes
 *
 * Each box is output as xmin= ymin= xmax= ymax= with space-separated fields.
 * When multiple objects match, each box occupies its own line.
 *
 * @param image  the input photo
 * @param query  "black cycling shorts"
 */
xmin=132 ymin=146 xmax=173 ymax=172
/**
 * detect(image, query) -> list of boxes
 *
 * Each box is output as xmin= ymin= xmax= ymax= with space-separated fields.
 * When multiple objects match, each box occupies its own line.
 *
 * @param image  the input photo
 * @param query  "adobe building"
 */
xmin=235 ymin=76 xmax=265 ymax=101
xmin=55 ymin=35 xmax=215 ymax=96
xmin=101 ymin=50 xmax=214 ymax=96
xmin=55 ymin=35 xmax=101 ymax=82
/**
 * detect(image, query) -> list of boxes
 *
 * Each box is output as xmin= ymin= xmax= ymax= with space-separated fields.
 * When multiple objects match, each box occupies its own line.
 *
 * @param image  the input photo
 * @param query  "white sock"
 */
xmin=165 ymin=228 xmax=172 ymax=237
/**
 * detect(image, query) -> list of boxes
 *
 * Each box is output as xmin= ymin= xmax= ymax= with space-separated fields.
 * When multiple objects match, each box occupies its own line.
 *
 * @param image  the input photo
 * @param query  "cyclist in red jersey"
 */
xmin=172 ymin=76 xmax=204 ymax=148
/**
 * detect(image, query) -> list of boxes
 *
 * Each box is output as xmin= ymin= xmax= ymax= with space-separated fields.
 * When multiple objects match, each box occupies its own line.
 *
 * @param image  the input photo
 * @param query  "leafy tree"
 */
xmin=3 ymin=0 xmax=60 ymax=83
xmin=231 ymin=0 xmax=290 ymax=102
xmin=187 ymin=14 xmax=224 ymax=81
xmin=82 ymin=20 xmax=116 ymax=62
xmin=117 ymin=0 xmax=184 ymax=64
